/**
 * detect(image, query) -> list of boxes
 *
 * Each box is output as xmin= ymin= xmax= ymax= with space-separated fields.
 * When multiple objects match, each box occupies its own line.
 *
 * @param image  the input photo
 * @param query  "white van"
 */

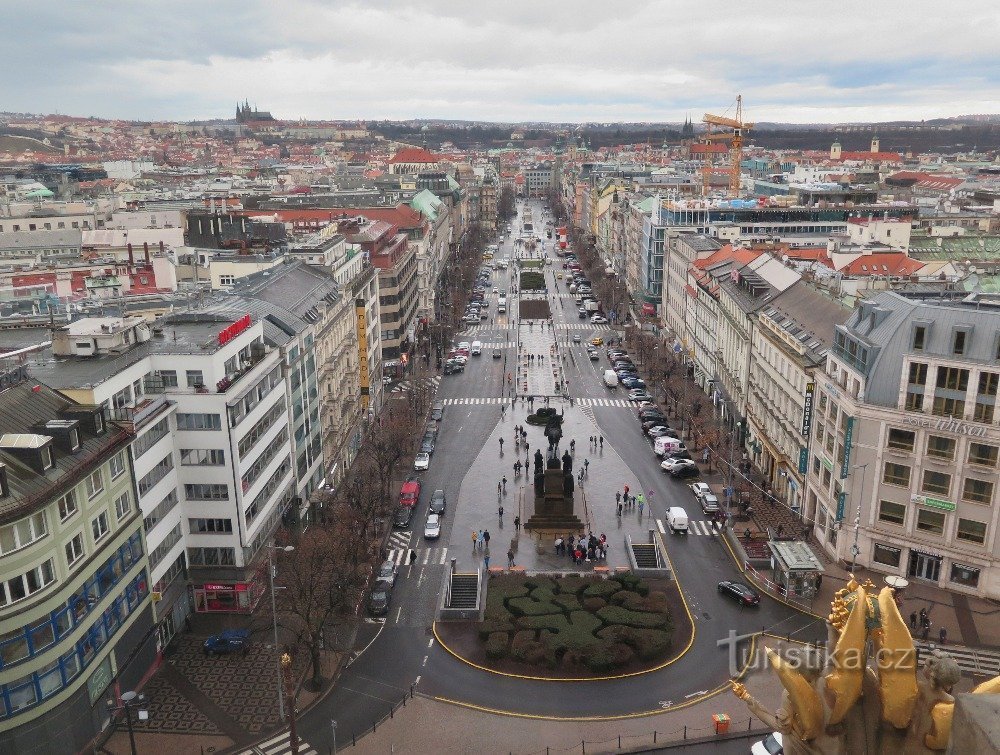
xmin=667 ymin=507 xmax=689 ymax=533
xmin=603 ymin=370 xmax=619 ymax=389
xmin=654 ymin=436 xmax=685 ymax=457
xmin=471 ymin=341 xmax=483 ymax=355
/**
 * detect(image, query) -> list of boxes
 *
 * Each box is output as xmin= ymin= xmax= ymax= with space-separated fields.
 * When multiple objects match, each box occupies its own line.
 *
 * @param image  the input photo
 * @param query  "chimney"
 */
xmin=127 ymin=243 xmax=135 ymax=266
xmin=143 ymin=242 xmax=151 ymax=264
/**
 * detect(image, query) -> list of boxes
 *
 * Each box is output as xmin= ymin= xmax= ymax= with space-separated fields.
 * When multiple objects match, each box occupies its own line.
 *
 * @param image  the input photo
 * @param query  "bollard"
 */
xmin=373 ymin=722 xmax=376 ymax=735
xmin=390 ymin=706 xmax=393 ymax=719
xmin=683 ymin=726 xmax=687 ymax=740
xmin=618 ymin=736 xmax=621 ymax=748
xmin=581 ymin=741 xmax=585 ymax=755
xmin=353 ymin=732 xmax=356 ymax=746
xmin=410 ymin=684 xmax=414 ymax=699
xmin=653 ymin=731 xmax=657 ymax=743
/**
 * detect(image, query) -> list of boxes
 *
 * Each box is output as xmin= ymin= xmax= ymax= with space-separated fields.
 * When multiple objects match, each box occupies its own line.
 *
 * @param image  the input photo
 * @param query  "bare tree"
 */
xmin=363 ymin=408 xmax=417 ymax=510
xmin=272 ymin=521 xmax=371 ymax=690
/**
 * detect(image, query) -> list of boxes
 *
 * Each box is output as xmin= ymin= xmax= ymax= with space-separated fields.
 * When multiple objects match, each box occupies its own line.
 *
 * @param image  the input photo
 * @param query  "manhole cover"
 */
xmin=702 ymin=612 xmax=711 ymax=620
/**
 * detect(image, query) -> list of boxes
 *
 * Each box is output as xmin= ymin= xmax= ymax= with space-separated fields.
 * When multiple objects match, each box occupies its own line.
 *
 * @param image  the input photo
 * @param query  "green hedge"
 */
xmin=553 ymin=593 xmax=582 ymax=612
xmin=486 ymin=632 xmax=509 ymax=659
xmin=508 ymin=596 xmax=561 ymax=616
xmin=596 ymin=605 xmax=669 ymax=629
xmin=518 ymin=613 xmax=570 ymax=633
xmin=583 ymin=580 xmax=620 ymax=598
xmin=520 ymin=271 xmax=545 ymax=290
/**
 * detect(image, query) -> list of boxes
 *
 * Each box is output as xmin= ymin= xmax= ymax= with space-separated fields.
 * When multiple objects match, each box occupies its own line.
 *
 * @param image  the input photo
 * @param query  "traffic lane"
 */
xmin=419 ymin=622 xmax=755 ymax=717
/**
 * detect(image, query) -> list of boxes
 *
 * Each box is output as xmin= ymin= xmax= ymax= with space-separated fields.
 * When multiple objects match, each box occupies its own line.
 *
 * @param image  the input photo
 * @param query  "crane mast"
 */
xmin=701 ymin=95 xmax=753 ymax=197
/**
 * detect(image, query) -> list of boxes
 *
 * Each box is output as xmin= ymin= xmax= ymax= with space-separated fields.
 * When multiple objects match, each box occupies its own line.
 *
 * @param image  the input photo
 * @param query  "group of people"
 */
xmin=554 ymin=532 xmax=608 ymax=564
xmin=909 ymin=607 xmax=946 ymax=643
xmin=472 ymin=528 xmax=492 ymax=551
xmin=615 ymin=487 xmax=643 ymax=516
xmin=525 ymin=354 xmax=546 ymax=363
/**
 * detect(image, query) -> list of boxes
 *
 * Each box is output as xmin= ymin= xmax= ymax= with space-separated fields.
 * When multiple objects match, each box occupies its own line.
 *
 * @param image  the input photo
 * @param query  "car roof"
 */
xmin=432 ymin=489 xmax=445 ymax=497
xmin=426 ymin=513 xmax=440 ymax=523
xmin=401 ymin=481 xmax=420 ymax=494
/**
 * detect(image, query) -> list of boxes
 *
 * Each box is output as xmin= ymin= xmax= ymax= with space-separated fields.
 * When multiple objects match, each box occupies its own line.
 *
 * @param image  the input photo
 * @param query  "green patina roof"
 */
xmin=24 ymin=187 xmax=54 ymax=198
xmin=636 ymin=196 xmax=657 ymax=214
xmin=410 ymin=188 xmax=443 ymax=221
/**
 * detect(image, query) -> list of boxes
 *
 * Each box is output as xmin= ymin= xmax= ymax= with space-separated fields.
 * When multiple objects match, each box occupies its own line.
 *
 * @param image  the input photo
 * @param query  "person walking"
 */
xmin=478 ymin=530 xmax=485 ymax=551
xmin=599 ymin=435 xmax=604 ymax=449
xmin=514 ymin=515 xmax=521 ymax=531
xmin=498 ymin=481 xmax=502 ymax=498
xmin=637 ymin=494 xmax=645 ymax=516
xmin=507 ymin=549 xmax=515 ymax=568
xmin=909 ymin=612 xmax=918 ymax=632
xmin=617 ymin=500 xmax=623 ymax=517
xmin=615 ymin=491 xmax=622 ymax=507
xmin=499 ymin=437 xmax=504 ymax=454
xmin=483 ymin=529 xmax=491 ymax=548
xmin=498 ymin=504 xmax=504 ymax=522
xmin=502 ymin=475 xmax=508 ymax=494
xmin=583 ymin=458 xmax=589 ymax=476
xmin=472 ymin=529 xmax=478 ymax=552
xmin=484 ymin=553 xmax=491 ymax=570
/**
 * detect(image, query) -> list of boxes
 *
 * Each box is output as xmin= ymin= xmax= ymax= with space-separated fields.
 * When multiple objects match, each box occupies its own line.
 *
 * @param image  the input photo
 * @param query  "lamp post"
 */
xmin=726 ymin=419 xmax=743 ymax=516
xmin=848 ymin=463 xmax=869 ymax=575
xmin=107 ymin=690 xmax=147 ymax=755
xmin=268 ymin=543 xmax=295 ymax=719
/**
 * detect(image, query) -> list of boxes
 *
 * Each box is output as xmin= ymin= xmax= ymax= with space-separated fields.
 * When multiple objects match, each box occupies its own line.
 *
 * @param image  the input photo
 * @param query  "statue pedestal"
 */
xmin=525 ymin=468 xmax=584 ymax=533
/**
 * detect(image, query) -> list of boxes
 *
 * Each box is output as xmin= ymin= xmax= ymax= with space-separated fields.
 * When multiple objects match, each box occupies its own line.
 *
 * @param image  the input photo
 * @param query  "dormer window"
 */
xmin=68 ymin=427 xmax=80 ymax=451
xmin=40 ymin=445 xmax=53 ymax=471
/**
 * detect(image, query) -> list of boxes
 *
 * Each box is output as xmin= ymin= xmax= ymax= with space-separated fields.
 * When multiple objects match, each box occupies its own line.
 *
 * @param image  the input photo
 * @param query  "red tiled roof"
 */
xmin=690 ymin=143 xmax=729 ymax=154
xmin=841 ymin=253 xmax=922 ymax=276
xmin=836 ymin=150 xmax=902 ymax=163
xmin=387 ymin=147 xmax=440 ymax=165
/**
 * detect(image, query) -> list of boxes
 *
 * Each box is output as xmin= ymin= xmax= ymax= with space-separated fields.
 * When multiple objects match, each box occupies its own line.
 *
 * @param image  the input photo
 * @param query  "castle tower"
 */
xmin=831 ymin=141 xmax=842 ymax=160
xmin=870 ymin=135 xmax=880 ymax=153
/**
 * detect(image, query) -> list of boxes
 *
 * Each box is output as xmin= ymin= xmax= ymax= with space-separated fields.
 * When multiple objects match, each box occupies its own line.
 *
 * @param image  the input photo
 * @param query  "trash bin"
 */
xmin=712 ymin=713 xmax=731 ymax=735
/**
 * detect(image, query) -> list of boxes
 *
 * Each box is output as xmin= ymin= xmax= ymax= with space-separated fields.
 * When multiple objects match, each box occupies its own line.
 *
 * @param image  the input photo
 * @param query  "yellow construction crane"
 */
xmin=702 ymin=95 xmax=753 ymax=197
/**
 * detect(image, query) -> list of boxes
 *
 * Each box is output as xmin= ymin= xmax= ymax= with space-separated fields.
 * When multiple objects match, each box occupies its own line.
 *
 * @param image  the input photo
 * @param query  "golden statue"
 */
xmin=731 ymin=576 xmax=1000 ymax=754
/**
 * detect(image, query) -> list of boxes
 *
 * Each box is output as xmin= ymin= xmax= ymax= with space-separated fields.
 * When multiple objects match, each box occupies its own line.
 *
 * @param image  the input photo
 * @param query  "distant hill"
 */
xmin=0 ymin=133 xmax=61 ymax=154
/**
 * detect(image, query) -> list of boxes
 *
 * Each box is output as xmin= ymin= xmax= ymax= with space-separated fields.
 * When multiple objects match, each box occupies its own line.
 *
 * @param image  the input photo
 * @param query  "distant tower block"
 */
xmin=871 ymin=135 xmax=880 ymax=153
xmin=830 ymin=141 xmax=842 ymax=160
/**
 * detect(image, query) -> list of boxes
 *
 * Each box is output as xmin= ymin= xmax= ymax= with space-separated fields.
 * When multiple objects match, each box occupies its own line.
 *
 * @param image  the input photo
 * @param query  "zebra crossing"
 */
xmin=387 ymin=546 xmax=450 ymax=566
xmin=553 ymin=323 xmax=615 ymax=331
xmin=439 ymin=397 xmax=636 ymax=408
xmin=656 ymin=518 xmax=719 ymax=536
xmin=237 ymin=730 xmax=317 ymax=755
xmin=388 ymin=530 xmax=411 ymax=550
xmin=462 ymin=323 xmax=517 ymax=335
xmin=391 ymin=375 xmax=441 ymax=394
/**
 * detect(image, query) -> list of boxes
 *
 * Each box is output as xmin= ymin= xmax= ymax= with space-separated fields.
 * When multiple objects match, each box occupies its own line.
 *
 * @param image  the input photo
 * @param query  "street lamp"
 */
xmin=107 ymin=690 xmax=147 ymax=755
xmin=726 ymin=419 xmax=743 ymax=516
xmin=268 ymin=543 xmax=295 ymax=719
xmin=847 ymin=463 xmax=869 ymax=575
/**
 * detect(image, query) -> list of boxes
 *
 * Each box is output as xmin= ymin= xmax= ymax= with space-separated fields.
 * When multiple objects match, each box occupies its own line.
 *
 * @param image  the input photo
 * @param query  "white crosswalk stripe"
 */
xmin=438 ymin=397 xmax=637 ymax=408
xmin=237 ymin=730 xmax=318 ymax=755
xmin=391 ymin=376 xmax=441 ymax=394
xmin=577 ymin=398 xmax=634 ymax=408
xmin=388 ymin=531 xmax=411 ymax=550
xmin=688 ymin=520 xmax=719 ymax=536
xmin=553 ymin=323 xmax=615 ymax=331
xmin=388 ymin=547 xmax=449 ymax=566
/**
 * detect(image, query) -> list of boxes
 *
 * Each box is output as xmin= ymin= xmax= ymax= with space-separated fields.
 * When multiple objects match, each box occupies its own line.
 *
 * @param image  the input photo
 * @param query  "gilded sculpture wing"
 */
xmin=973 ymin=676 xmax=1000 ymax=694
xmin=873 ymin=586 xmax=919 ymax=728
xmin=766 ymin=646 xmax=823 ymax=740
xmin=922 ymin=673 xmax=1000 ymax=749
xmin=826 ymin=586 xmax=867 ymax=725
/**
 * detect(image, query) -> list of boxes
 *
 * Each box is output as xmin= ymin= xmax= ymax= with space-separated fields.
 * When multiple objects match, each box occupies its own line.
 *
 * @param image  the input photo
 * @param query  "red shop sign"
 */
xmin=203 ymin=583 xmax=235 ymax=591
xmin=218 ymin=314 xmax=252 ymax=346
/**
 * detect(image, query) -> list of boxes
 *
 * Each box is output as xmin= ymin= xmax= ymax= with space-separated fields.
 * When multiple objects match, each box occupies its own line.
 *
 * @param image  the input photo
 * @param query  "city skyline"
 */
xmin=5 ymin=0 xmax=999 ymax=124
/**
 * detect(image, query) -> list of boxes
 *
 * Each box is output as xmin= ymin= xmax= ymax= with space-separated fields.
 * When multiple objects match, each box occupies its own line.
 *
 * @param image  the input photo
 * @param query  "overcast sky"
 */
xmin=5 ymin=1 xmax=999 ymax=124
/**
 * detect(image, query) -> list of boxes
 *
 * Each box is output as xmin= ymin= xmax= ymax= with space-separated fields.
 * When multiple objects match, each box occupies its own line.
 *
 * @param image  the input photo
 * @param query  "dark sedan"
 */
xmin=718 ymin=580 xmax=761 ymax=606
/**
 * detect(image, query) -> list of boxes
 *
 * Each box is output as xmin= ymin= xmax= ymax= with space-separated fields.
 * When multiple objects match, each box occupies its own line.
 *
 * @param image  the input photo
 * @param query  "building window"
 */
xmin=886 ymin=428 xmax=915 ymax=452
xmin=219 ymin=275 xmax=236 ymax=286
xmin=916 ymin=508 xmax=946 ymax=535
xmin=925 ymin=435 xmax=956 ymax=461
xmin=159 ymin=370 xmax=178 ymax=388
xmin=912 ymin=325 xmax=926 ymax=351
xmin=109 ymin=451 xmax=126 ymax=480
xmin=956 ymin=518 xmax=987 ymax=545
xmin=931 ymin=396 xmax=966 ymax=419
xmin=0 ymin=559 xmax=56 ymax=607
xmin=180 ymin=448 xmax=225 ymax=466
xmin=186 ymin=547 xmax=236 ymax=566
xmin=950 ymin=563 xmax=980 ymax=588
xmin=908 ymin=362 xmax=928 ymax=386
xmin=137 ymin=453 xmax=173 ymax=496
xmin=40 ymin=445 xmax=53 ymax=470
xmin=0 ymin=512 xmax=48 ymax=555
xmin=921 ymin=470 xmax=951 ymax=497
xmin=952 ymin=329 xmax=968 ymax=356
xmin=967 ymin=443 xmax=999 ymax=468
xmin=186 ymin=370 xmax=204 ymax=388
xmin=65 ymin=532 xmax=85 ymax=567
xmin=85 ymin=470 xmax=104 ymax=499
xmin=114 ymin=492 xmax=131 ymax=521
xmin=877 ymin=500 xmax=906 ymax=526
xmin=962 ymin=477 xmax=994 ymax=505
xmin=872 ymin=543 xmax=902 ymax=567
xmin=974 ymin=372 xmax=998 ymax=424
xmin=91 ymin=511 xmax=110 ymax=543
xmin=882 ymin=462 xmax=911 ymax=488
xmin=176 ymin=413 xmax=222 ymax=431
xmin=184 ymin=484 xmax=229 ymax=501
xmin=188 ymin=518 xmax=233 ymax=534
xmin=935 ymin=366 xmax=969 ymax=392
xmin=58 ymin=492 xmax=78 ymax=521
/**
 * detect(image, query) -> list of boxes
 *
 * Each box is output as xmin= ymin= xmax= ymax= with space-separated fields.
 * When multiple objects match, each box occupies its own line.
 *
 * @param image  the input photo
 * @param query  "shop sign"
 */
xmin=87 ymin=656 xmax=113 ymax=704
xmin=355 ymin=304 xmax=370 ymax=409
xmin=902 ymin=414 xmax=989 ymax=438
xmin=218 ymin=314 xmax=252 ymax=346
xmin=836 ymin=491 xmax=846 ymax=521
xmin=0 ymin=365 xmax=29 ymax=391
xmin=821 ymin=455 xmax=834 ymax=472
xmin=203 ymin=583 xmax=235 ymax=592
xmin=801 ymin=383 xmax=815 ymax=436
xmin=910 ymin=494 xmax=956 ymax=512
xmin=840 ymin=417 xmax=855 ymax=479
xmin=798 ymin=447 xmax=808 ymax=474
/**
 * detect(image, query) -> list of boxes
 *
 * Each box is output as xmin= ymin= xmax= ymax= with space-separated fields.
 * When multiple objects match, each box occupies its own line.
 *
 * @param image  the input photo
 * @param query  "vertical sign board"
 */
xmin=355 ymin=301 xmax=370 ymax=410
xmin=840 ymin=417 xmax=855 ymax=479
xmin=798 ymin=447 xmax=808 ymax=475
xmin=801 ymin=382 xmax=815 ymax=436
xmin=836 ymin=491 xmax=847 ymax=521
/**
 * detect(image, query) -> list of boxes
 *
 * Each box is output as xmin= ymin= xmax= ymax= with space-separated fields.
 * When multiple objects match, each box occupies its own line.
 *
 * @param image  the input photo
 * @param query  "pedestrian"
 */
xmin=484 ymin=530 xmax=491 ymax=547
xmin=567 ymin=534 xmax=575 ymax=555
xmin=478 ymin=530 xmax=485 ymax=550
xmin=919 ymin=607 xmax=927 ymax=626
xmin=623 ymin=484 xmax=630 ymax=499
xmin=615 ymin=491 xmax=622 ymax=506
xmin=637 ymin=495 xmax=645 ymax=515
xmin=599 ymin=435 xmax=604 ymax=449
xmin=502 ymin=475 xmax=508 ymax=493
xmin=617 ymin=502 xmax=623 ymax=516
xmin=498 ymin=481 xmax=502 ymax=497
xmin=472 ymin=529 xmax=478 ymax=552
xmin=815 ymin=574 xmax=822 ymax=591
xmin=499 ymin=437 xmax=504 ymax=453
xmin=484 ymin=553 xmax=491 ymax=570
xmin=939 ymin=627 xmax=947 ymax=645
xmin=554 ymin=536 xmax=563 ymax=555
xmin=507 ymin=549 xmax=515 ymax=568
xmin=578 ymin=468 xmax=584 ymax=485
xmin=583 ymin=458 xmax=589 ymax=475
xmin=498 ymin=505 xmax=504 ymax=521
xmin=570 ymin=439 xmax=576 ymax=453
xmin=909 ymin=612 xmax=918 ymax=632
xmin=514 ymin=515 xmax=521 ymax=531
xmin=921 ymin=622 xmax=931 ymax=641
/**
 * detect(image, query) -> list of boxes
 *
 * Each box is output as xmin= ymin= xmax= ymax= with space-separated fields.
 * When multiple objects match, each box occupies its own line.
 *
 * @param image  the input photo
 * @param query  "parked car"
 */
xmin=661 ymin=458 xmax=697 ymax=474
xmin=699 ymin=493 xmax=720 ymax=513
xmin=377 ymin=559 xmax=399 ymax=587
xmin=572 ymin=333 xmax=581 ymax=344
xmin=578 ymin=308 xmax=589 ymax=318
xmin=588 ymin=350 xmax=600 ymax=361
xmin=414 ymin=452 xmax=430 ymax=471
xmin=690 ymin=482 xmax=712 ymax=500
xmin=203 ymin=629 xmax=250 ymax=657
xmin=424 ymin=513 xmax=442 ymax=540
xmin=429 ymin=489 xmax=447 ymax=516
xmin=628 ymin=389 xmax=653 ymax=402
xmin=670 ymin=464 xmax=700 ymax=479
xmin=751 ymin=732 xmax=783 ymax=755
xmin=443 ymin=361 xmax=463 ymax=375
xmin=420 ymin=439 xmax=435 ymax=455
xmin=430 ymin=402 xmax=445 ymax=421
xmin=393 ymin=506 xmax=414 ymax=529
xmin=399 ymin=478 xmax=421 ymax=507
xmin=368 ymin=580 xmax=393 ymax=616
xmin=647 ymin=426 xmax=675 ymax=439
xmin=718 ymin=580 xmax=761 ymax=607
xmin=590 ymin=315 xmax=608 ymax=324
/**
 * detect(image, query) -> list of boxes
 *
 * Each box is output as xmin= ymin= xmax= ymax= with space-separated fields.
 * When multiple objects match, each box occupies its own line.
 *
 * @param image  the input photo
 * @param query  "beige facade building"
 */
xmin=806 ymin=291 xmax=1000 ymax=598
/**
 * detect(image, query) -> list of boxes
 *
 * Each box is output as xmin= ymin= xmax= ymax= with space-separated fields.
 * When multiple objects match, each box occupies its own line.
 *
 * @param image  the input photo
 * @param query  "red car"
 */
xmin=399 ymin=479 xmax=421 ymax=508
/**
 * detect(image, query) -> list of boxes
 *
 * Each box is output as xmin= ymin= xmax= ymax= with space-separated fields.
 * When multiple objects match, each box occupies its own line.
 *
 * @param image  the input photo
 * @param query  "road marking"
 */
xmin=427 ymin=638 xmax=434 ymax=648
xmin=685 ymin=690 xmax=708 ymax=698
xmin=415 ymin=675 xmax=422 ymax=685
xmin=395 ymin=606 xmax=402 ymax=623
xmin=422 ymin=655 xmax=428 ymax=666
xmin=439 ymin=548 xmax=449 ymax=564
xmin=659 ymin=700 xmax=673 ymax=709
xmin=422 ymin=549 xmax=432 ymax=565
xmin=655 ymin=519 xmax=665 ymax=534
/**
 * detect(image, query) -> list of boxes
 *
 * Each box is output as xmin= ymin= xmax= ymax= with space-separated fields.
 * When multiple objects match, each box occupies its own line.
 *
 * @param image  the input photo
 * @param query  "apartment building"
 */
xmin=663 ymin=233 xmax=721 ymax=340
xmin=21 ymin=311 xmax=295 ymax=627
xmin=807 ymin=291 xmax=1000 ymax=598
xmin=0 ymin=371 xmax=155 ymax=752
